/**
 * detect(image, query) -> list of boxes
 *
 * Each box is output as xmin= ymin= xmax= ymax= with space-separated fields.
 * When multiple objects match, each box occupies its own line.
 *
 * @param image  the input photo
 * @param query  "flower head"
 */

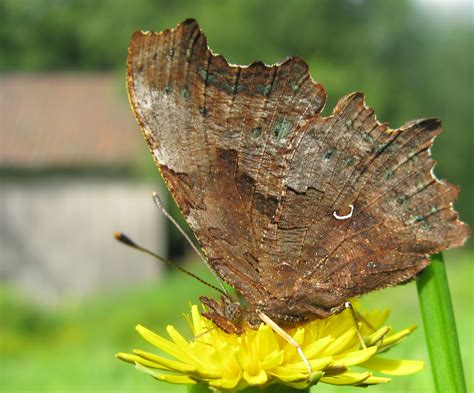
xmin=117 ymin=303 xmax=423 ymax=390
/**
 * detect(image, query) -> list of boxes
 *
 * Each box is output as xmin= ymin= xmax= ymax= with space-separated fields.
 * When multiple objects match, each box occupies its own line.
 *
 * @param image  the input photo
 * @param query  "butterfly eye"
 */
xmin=224 ymin=302 xmax=243 ymax=322
xmin=333 ymin=204 xmax=354 ymax=220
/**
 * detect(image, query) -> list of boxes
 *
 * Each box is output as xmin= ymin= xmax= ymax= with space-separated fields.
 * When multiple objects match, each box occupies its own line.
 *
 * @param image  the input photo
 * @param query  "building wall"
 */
xmin=0 ymin=178 xmax=167 ymax=305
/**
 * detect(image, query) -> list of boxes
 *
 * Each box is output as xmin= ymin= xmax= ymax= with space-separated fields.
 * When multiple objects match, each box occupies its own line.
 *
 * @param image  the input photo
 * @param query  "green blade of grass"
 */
xmin=416 ymin=252 xmax=466 ymax=393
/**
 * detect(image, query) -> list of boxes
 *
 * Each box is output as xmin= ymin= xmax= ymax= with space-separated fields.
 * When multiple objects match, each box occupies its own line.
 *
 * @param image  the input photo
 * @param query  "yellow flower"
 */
xmin=116 ymin=303 xmax=423 ymax=391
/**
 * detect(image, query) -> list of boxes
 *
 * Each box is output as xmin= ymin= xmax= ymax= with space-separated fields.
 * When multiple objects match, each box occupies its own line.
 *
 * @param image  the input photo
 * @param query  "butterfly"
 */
xmin=126 ymin=19 xmax=469 ymax=334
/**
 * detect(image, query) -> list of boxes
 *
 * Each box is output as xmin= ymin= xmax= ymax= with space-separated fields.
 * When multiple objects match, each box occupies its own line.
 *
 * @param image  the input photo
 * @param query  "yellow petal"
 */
xmin=190 ymin=304 xmax=207 ymax=336
xmin=322 ymin=364 xmax=347 ymax=376
xmin=360 ymin=357 xmax=425 ymax=375
xmin=309 ymin=356 xmax=333 ymax=371
xmin=136 ymin=325 xmax=187 ymax=361
xmin=116 ymin=352 xmax=141 ymax=365
xmin=360 ymin=375 xmax=391 ymax=385
xmin=281 ymin=328 xmax=305 ymax=362
xmin=209 ymin=372 xmax=242 ymax=390
xmin=361 ymin=309 xmax=390 ymax=330
xmin=206 ymin=349 xmax=242 ymax=389
xmin=154 ymin=373 xmax=197 ymax=384
xmin=293 ymin=327 xmax=306 ymax=345
xmin=379 ymin=325 xmax=417 ymax=349
xmin=269 ymin=367 xmax=307 ymax=382
xmin=333 ymin=346 xmax=377 ymax=367
xmin=162 ymin=326 xmax=221 ymax=376
xmin=321 ymin=371 xmax=372 ymax=385
xmin=304 ymin=335 xmax=333 ymax=358
xmin=132 ymin=349 xmax=196 ymax=373
xmin=234 ymin=344 xmax=251 ymax=370
xmin=167 ymin=325 xmax=193 ymax=350
xmin=134 ymin=363 xmax=196 ymax=384
xmin=321 ymin=328 xmax=356 ymax=356
xmin=260 ymin=350 xmax=284 ymax=369
xmin=279 ymin=371 xmax=324 ymax=389
xmin=243 ymin=368 xmax=268 ymax=385
xmin=116 ymin=352 xmax=170 ymax=370
xmin=364 ymin=326 xmax=391 ymax=347
xmin=280 ymin=356 xmax=333 ymax=373
xmin=255 ymin=325 xmax=280 ymax=357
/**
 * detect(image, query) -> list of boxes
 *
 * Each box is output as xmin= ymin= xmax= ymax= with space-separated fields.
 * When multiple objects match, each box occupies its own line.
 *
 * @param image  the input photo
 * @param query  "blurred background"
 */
xmin=0 ymin=0 xmax=472 ymax=392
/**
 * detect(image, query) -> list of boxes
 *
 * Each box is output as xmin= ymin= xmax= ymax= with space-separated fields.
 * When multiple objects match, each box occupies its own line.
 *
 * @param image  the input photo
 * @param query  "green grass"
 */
xmin=1 ymin=250 xmax=472 ymax=393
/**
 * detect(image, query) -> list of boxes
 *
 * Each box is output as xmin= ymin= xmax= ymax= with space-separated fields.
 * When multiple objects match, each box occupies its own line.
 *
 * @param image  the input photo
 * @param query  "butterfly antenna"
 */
xmin=114 ymin=232 xmax=227 ymax=296
xmin=152 ymin=192 xmax=228 ymax=295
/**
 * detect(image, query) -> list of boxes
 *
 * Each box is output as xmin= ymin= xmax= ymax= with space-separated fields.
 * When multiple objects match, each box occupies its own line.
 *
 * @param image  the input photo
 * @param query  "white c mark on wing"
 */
xmin=333 ymin=204 xmax=354 ymax=220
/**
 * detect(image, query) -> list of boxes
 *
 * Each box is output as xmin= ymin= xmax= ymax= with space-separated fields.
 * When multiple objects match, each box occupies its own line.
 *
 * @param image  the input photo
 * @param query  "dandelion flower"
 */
xmin=116 ymin=303 xmax=423 ymax=391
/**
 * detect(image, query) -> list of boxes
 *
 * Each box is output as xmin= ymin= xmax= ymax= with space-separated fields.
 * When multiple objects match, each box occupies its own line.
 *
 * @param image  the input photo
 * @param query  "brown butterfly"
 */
xmin=126 ymin=19 xmax=469 ymax=334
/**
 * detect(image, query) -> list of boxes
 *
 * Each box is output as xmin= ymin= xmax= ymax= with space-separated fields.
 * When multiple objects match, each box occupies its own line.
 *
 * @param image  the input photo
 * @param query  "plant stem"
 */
xmin=416 ymin=252 xmax=466 ymax=393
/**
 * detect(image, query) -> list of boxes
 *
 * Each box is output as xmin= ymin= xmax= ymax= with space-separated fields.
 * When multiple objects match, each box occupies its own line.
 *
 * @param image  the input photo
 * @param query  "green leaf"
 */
xmin=417 ymin=253 xmax=467 ymax=393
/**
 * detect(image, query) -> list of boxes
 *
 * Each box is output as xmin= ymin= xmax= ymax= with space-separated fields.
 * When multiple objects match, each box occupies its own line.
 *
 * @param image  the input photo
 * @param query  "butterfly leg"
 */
xmin=190 ymin=327 xmax=218 ymax=342
xmin=344 ymin=301 xmax=367 ymax=349
xmin=355 ymin=309 xmax=376 ymax=332
xmin=257 ymin=311 xmax=313 ymax=383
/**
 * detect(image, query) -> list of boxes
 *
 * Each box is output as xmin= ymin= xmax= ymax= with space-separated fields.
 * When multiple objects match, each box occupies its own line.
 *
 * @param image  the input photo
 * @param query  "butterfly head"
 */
xmin=199 ymin=295 xmax=243 ymax=334
xmin=199 ymin=295 xmax=265 ymax=334
xmin=222 ymin=298 xmax=243 ymax=323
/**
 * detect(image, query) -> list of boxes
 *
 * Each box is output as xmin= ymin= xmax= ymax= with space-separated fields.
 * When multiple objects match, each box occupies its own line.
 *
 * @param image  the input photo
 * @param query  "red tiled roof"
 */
xmin=0 ymin=73 xmax=143 ymax=169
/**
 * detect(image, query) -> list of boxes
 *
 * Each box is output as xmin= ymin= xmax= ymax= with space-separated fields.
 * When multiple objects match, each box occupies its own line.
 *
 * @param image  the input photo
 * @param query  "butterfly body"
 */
xmin=127 ymin=19 xmax=469 ymax=333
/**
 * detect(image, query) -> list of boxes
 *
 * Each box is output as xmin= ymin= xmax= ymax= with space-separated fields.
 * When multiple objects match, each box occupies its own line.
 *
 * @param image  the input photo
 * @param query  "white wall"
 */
xmin=0 ymin=178 xmax=167 ymax=305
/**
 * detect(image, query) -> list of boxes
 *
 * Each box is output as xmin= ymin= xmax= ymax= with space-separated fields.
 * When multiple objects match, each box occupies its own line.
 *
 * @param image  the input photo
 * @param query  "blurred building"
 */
xmin=0 ymin=73 xmax=165 ymax=305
